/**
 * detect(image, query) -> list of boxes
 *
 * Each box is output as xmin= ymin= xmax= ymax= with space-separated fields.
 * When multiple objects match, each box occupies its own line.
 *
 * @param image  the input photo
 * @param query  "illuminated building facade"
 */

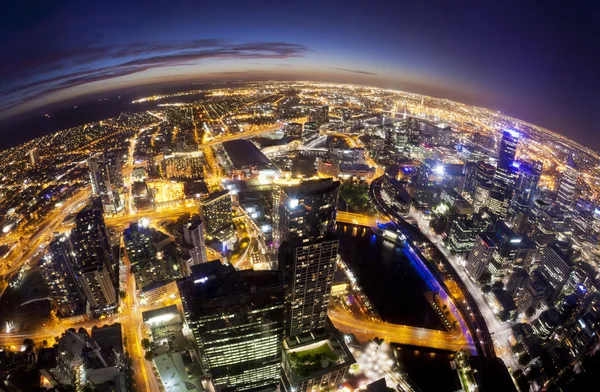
xmin=124 ymin=221 xmax=170 ymax=290
xmin=178 ymin=263 xmax=285 ymax=391
xmin=556 ymin=155 xmax=579 ymax=212
xmin=277 ymin=178 xmax=340 ymax=337
xmin=199 ymin=190 xmax=233 ymax=236
xmin=301 ymin=122 xmax=320 ymax=145
xmin=466 ymin=234 xmax=496 ymax=279
xmin=309 ymin=106 xmax=329 ymax=126
xmin=539 ymin=242 xmax=573 ymax=303
xmin=88 ymin=152 xmax=123 ymax=214
xmin=40 ymin=235 xmax=87 ymax=317
xmin=72 ymin=199 xmax=117 ymax=314
xmin=284 ymin=122 xmax=303 ymax=138
xmin=183 ymin=218 xmax=208 ymax=266
xmin=509 ymin=160 xmax=542 ymax=217
xmin=493 ymin=130 xmax=519 ymax=196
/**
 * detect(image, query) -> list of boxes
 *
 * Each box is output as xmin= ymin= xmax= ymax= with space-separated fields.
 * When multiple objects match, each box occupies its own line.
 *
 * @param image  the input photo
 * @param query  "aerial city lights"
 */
xmin=0 ymin=80 xmax=598 ymax=392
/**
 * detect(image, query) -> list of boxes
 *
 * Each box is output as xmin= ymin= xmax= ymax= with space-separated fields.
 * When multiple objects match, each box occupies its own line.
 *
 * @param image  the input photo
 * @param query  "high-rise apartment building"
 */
xmin=277 ymin=178 xmax=340 ymax=337
xmin=72 ymin=199 xmax=117 ymax=314
xmin=199 ymin=190 xmax=232 ymax=237
xmin=178 ymin=262 xmax=285 ymax=391
xmin=40 ymin=235 xmax=87 ymax=317
xmin=88 ymin=152 xmax=123 ymax=214
xmin=124 ymin=220 xmax=170 ymax=290
xmin=183 ymin=218 xmax=208 ymax=266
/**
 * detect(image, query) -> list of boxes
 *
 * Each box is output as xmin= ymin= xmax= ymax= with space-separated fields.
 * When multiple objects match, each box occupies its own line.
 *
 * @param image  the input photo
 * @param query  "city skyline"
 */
xmin=2 ymin=0 xmax=599 ymax=150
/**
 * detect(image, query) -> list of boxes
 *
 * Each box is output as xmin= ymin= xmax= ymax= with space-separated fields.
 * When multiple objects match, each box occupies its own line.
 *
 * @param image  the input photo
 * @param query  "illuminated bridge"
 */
xmin=329 ymin=309 xmax=473 ymax=352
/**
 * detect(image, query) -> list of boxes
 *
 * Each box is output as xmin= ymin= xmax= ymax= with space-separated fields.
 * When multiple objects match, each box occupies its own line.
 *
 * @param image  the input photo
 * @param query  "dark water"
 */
xmin=335 ymin=223 xmax=460 ymax=392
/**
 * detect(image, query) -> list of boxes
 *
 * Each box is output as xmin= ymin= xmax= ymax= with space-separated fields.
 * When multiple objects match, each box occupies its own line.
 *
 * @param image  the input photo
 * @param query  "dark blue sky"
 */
xmin=1 ymin=0 xmax=599 ymax=148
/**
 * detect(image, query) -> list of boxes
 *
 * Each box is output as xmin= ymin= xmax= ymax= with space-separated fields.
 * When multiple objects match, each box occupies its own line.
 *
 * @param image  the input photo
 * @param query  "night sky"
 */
xmin=1 ymin=0 xmax=599 ymax=149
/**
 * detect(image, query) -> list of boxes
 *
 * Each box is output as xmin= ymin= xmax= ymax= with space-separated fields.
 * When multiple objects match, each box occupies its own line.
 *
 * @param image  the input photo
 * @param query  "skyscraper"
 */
xmin=89 ymin=152 xmax=123 ymax=214
xmin=493 ymin=130 xmax=519 ymax=196
xmin=539 ymin=242 xmax=573 ymax=303
xmin=178 ymin=262 xmax=285 ymax=391
xmin=40 ymin=235 xmax=87 ymax=317
xmin=199 ymin=190 xmax=232 ymax=237
xmin=72 ymin=199 xmax=117 ymax=314
xmin=473 ymin=161 xmax=496 ymax=212
xmin=29 ymin=147 xmax=40 ymax=166
xmin=124 ymin=220 xmax=168 ymax=290
xmin=183 ymin=218 xmax=208 ymax=266
xmin=556 ymin=155 xmax=579 ymax=212
xmin=466 ymin=234 xmax=496 ymax=280
xmin=509 ymin=160 xmax=542 ymax=216
xmin=277 ymin=178 xmax=340 ymax=337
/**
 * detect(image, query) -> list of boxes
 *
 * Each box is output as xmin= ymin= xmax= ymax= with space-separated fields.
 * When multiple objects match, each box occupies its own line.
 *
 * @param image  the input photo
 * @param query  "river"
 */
xmin=335 ymin=223 xmax=461 ymax=392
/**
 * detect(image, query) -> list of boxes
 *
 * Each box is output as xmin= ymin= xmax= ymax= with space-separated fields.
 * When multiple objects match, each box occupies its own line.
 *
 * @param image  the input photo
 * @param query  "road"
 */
xmin=335 ymin=210 xmax=382 ymax=227
xmin=0 ymin=187 xmax=92 ymax=300
xmin=329 ymin=309 xmax=471 ymax=352
xmin=409 ymin=208 xmax=519 ymax=370
xmin=105 ymin=205 xmax=199 ymax=228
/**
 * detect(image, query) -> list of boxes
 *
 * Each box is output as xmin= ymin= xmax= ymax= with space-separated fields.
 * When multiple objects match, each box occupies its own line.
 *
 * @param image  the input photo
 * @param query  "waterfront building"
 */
xmin=277 ymin=178 xmax=340 ymax=337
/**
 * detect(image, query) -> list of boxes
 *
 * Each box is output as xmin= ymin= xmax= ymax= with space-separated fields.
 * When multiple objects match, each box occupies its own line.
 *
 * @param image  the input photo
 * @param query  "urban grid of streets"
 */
xmin=1 ymin=81 xmax=599 ymax=392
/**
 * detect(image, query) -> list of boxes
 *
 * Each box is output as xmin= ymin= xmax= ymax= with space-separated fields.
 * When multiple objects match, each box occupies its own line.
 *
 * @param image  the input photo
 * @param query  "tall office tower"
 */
xmin=486 ymin=190 xmax=510 ymax=218
xmin=72 ymin=199 xmax=117 ymax=314
xmin=301 ymin=122 xmax=320 ymax=145
xmin=462 ymin=161 xmax=478 ymax=198
xmin=183 ymin=218 xmax=208 ymax=266
xmin=409 ymin=163 xmax=441 ymax=209
xmin=493 ymin=130 xmax=519 ymax=196
xmin=516 ymin=277 xmax=547 ymax=314
xmin=199 ymin=190 xmax=232 ymax=236
xmin=466 ymin=234 xmax=496 ymax=280
xmin=178 ymin=262 xmax=285 ymax=391
xmin=89 ymin=152 xmax=123 ymax=214
xmin=29 ymin=147 xmax=40 ymax=166
xmin=277 ymin=178 xmax=340 ymax=337
xmin=539 ymin=241 xmax=574 ymax=303
xmin=556 ymin=155 xmax=579 ymax=212
xmin=506 ymin=267 xmax=529 ymax=297
xmin=473 ymin=162 xmax=496 ymax=211
xmin=124 ymin=220 xmax=166 ymax=290
xmin=509 ymin=160 xmax=542 ymax=216
xmin=487 ymin=221 xmax=536 ymax=276
xmin=40 ymin=235 xmax=87 ymax=317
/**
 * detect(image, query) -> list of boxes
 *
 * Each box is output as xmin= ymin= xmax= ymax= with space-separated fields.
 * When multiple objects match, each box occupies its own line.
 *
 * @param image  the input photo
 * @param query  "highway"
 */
xmin=329 ymin=309 xmax=471 ymax=352
xmin=0 ymin=187 xmax=92 ymax=300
